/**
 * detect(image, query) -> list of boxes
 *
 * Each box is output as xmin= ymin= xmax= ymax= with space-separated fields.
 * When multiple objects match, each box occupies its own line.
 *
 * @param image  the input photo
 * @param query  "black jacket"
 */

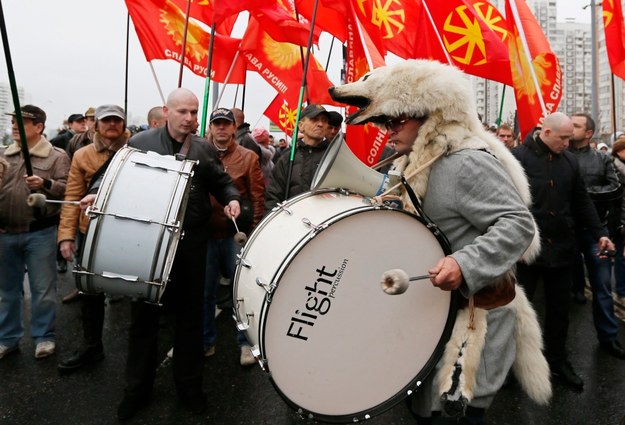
xmin=129 ymin=125 xmax=240 ymax=234
xmin=264 ymin=138 xmax=330 ymax=213
xmin=512 ymin=136 xmax=606 ymax=267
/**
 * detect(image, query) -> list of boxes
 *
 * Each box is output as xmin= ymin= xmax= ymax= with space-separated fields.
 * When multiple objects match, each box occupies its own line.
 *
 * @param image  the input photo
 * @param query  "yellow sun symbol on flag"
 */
xmin=509 ymin=36 xmax=551 ymax=104
xmin=278 ymin=102 xmax=297 ymax=132
xmin=604 ymin=0 xmax=615 ymax=27
xmin=443 ymin=5 xmax=487 ymax=65
xmin=160 ymin=0 xmax=208 ymax=62
xmin=356 ymin=0 xmax=406 ymax=39
xmin=472 ymin=1 xmax=507 ymax=42
xmin=262 ymin=33 xmax=301 ymax=70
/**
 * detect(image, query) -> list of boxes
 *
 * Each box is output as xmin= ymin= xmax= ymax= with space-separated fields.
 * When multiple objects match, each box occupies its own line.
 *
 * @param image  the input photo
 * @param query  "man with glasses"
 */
xmin=330 ymin=60 xmax=546 ymax=425
xmin=57 ymin=104 xmax=129 ymax=373
xmin=265 ymin=103 xmax=330 ymax=212
xmin=0 ymin=105 xmax=70 ymax=361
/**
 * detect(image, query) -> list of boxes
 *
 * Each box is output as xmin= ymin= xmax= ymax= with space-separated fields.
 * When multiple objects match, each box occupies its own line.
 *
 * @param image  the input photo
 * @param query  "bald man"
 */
xmin=118 ymin=88 xmax=241 ymax=420
xmin=512 ymin=112 xmax=614 ymax=391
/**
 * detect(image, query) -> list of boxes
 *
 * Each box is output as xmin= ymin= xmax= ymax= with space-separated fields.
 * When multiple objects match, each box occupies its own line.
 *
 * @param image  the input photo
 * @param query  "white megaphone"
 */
xmin=311 ymin=133 xmax=399 ymax=196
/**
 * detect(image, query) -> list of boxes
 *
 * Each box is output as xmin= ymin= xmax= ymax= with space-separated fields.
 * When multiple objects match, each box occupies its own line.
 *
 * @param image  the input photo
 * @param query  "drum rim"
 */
xmin=255 ymin=205 xmax=458 ymax=423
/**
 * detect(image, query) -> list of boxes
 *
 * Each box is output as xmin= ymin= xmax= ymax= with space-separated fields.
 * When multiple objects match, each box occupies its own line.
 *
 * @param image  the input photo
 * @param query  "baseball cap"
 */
xmin=67 ymin=113 xmax=85 ymax=123
xmin=95 ymin=104 xmax=125 ymax=121
xmin=84 ymin=107 xmax=96 ymax=117
xmin=327 ymin=111 xmax=343 ymax=127
xmin=209 ymin=108 xmax=235 ymax=123
xmin=5 ymin=104 xmax=46 ymax=125
xmin=300 ymin=104 xmax=330 ymax=120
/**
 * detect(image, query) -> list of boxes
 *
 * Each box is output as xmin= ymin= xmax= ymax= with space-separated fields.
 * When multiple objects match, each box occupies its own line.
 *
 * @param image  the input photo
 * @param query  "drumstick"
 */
xmin=230 ymin=216 xmax=248 ymax=245
xmin=26 ymin=193 xmax=80 ymax=208
xmin=380 ymin=269 xmax=434 ymax=295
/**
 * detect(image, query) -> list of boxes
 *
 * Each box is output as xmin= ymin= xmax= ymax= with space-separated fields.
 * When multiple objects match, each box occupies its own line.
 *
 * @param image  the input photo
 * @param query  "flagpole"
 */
xmin=497 ymin=85 xmax=506 ymax=125
xmin=285 ymin=0 xmax=320 ymax=201
xmin=0 ymin=0 xmax=32 ymax=176
xmin=177 ymin=0 xmax=192 ymax=88
xmin=324 ymin=37 xmax=335 ymax=72
xmin=149 ymin=62 xmax=166 ymax=105
xmin=507 ymin=0 xmax=549 ymax=117
xmin=215 ymin=50 xmax=242 ymax=107
xmin=124 ymin=14 xmax=130 ymax=117
xmin=611 ymin=73 xmax=617 ymax=137
xmin=199 ymin=23 xmax=217 ymax=137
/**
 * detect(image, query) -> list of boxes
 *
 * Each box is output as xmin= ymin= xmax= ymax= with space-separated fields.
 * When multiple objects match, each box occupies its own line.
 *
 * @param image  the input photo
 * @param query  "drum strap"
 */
xmin=400 ymin=175 xmax=452 ymax=254
xmin=175 ymin=133 xmax=193 ymax=161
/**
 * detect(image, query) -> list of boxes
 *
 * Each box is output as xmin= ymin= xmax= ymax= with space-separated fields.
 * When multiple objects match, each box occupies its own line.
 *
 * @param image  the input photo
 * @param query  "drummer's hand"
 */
xmin=225 ymin=200 xmax=240 ymax=219
xmin=59 ymin=240 xmax=76 ymax=262
xmin=80 ymin=194 xmax=97 ymax=212
xmin=428 ymin=256 xmax=463 ymax=291
xmin=24 ymin=174 xmax=45 ymax=190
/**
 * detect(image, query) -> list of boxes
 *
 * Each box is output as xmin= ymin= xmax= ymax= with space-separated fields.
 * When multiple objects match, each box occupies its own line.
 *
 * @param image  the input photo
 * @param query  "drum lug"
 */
xmin=301 ymin=218 xmax=327 ymax=235
xmin=255 ymin=277 xmax=276 ymax=299
xmin=232 ymin=310 xmax=253 ymax=331
xmin=237 ymin=255 xmax=251 ymax=268
xmin=274 ymin=201 xmax=293 ymax=215
xmin=250 ymin=345 xmax=268 ymax=371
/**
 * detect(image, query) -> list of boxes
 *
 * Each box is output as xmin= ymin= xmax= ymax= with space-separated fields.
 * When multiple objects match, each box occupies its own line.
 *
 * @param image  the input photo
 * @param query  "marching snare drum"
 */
xmin=233 ymin=189 xmax=457 ymax=423
xmin=75 ymin=146 xmax=196 ymax=304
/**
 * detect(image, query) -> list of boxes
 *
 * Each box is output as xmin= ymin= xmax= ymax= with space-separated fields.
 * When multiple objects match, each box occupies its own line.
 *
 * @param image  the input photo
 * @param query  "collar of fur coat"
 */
xmin=5 ymin=136 xmax=52 ymax=157
xmin=93 ymin=132 xmax=127 ymax=153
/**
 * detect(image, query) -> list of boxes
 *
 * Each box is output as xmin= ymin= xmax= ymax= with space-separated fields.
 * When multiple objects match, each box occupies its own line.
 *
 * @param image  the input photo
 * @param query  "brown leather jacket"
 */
xmin=57 ymin=133 xmax=127 ymax=242
xmin=0 ymin=137 xmax=69 ymax=233
xmin=207 ymin=141 xmax=265 ymax=239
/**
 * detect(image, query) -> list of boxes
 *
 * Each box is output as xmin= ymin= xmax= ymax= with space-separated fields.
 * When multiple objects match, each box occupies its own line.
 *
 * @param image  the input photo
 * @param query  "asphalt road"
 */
xmin=1 ymin=271 xmax=624 ymax=425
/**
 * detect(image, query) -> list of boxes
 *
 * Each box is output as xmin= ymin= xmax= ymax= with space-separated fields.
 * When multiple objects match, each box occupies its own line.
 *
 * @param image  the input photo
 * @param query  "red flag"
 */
xmin=250 ymin=2 xmax=316 ymax=47
xmin=344 ymin=8 xmax=388 ymax=166
xmin=603 ymin=0 xmax=625 ymax=80
xmin=416 ymin=0 xmax=513 ymax=85
xmin=295 ymin=0 xmax=348 ymax=42
xmin=126 ymin=0 xmax=246 ymax=84
xmin=210 ymin=0 xmax=266 ymax=24
xmin=264 ymin=92 xmax=300 ymax=137
xmin=239 ymin=17 xmax=338 ymax=106
xmin=505 ymin=0 xmax=562 ymax=136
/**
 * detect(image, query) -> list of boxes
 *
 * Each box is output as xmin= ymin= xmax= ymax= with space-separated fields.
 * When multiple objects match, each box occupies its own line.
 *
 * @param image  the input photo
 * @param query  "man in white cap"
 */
xmin=57 ymin=104 xmax=129 ymax=373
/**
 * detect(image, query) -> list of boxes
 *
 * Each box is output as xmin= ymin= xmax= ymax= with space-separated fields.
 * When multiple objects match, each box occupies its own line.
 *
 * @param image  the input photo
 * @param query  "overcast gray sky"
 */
xmin=0 ymin=0 xmax=591 ymax=132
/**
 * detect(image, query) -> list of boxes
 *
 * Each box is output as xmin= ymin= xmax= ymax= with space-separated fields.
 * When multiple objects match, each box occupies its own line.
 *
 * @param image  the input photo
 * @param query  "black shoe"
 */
xmin=178 ymin=391 xmax=207 ymax=414
xmin=57 ymin=346 xmax=104 ymax=374
xmin=550 ymin=361 xmax=584 ymax=390
xmin=600 ymin=340 xmax=625 ymax=359
xmin=572 ymin=290 xmax=587 ymax=305
xmin=117 ymin=394 xmax=151 ymax=421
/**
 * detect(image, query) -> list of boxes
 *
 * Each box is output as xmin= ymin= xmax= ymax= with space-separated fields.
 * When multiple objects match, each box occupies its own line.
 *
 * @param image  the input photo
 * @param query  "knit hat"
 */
xmin=252 ymin=127 xmax=270 ymax=145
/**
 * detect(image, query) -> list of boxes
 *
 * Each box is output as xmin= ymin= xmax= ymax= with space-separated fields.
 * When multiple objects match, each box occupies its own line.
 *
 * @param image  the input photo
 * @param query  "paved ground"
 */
xmin=1 ymin=271 xmax=624 ymax=425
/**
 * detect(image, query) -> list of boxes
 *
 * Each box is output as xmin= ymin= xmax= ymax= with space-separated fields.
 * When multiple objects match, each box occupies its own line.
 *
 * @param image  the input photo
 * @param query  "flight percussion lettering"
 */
xmin=286 ymin=260 xmax=349 ymax=341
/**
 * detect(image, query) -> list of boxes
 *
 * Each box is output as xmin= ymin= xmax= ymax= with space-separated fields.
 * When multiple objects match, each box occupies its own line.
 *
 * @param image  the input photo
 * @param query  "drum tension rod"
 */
xmin=301 ymin=218 xmax=327 ymax=234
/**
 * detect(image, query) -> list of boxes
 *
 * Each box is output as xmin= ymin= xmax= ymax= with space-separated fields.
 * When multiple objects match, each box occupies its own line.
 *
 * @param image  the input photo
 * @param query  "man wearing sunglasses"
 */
xmin=330 ymin=59 xmax=547 ymax=425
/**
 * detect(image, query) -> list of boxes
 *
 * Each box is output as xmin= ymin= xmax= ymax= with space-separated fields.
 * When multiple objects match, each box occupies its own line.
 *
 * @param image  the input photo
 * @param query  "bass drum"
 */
xmin=233 ymin=189 xmax=457 ymax=423
xmin=75 ymin=146 xmax=196 ymax=304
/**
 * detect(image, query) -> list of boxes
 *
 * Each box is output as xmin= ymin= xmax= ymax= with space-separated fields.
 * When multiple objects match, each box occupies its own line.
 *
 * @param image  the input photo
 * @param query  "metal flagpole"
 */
xmin=199 ymin=23 xmax=217 ymax=137
xmin=177 ymin=0 xmax=192 ymax=88
xmin=0 ymin=0 xmax=32 ymax=176
xmin=285 ymin=0 xmax=320 ymax=200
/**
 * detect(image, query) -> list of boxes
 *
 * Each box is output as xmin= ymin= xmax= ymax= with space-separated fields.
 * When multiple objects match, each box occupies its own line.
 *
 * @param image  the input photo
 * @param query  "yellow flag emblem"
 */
xmin=443 ymin=5 xmax=487 ymax=65
xmin=355 ymin=0 xmax=406 ymax=39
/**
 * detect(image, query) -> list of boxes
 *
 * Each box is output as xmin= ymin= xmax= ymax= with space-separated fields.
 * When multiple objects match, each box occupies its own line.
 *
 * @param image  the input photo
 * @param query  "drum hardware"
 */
xmin=88 ymin=209 xmax=181 ymax=229
xmin=237 ymin=255 xmax=251 ymax=269
xmin=301 ymin=217 xmax=327 ymax=234
xmin=230 ymin=216 xmax=248 ymax=245
xmin=131 ymin=159 xmax=195 ymax=175
xmin=233 ymin=311 xmax=253 ymax=330
xmin=273 ymin=201 xmax=293 ymax=215
xmin=26 ymin=193 xmax=81 ymax=208
xmin=255 ymin=277 xmax=277 ymax=296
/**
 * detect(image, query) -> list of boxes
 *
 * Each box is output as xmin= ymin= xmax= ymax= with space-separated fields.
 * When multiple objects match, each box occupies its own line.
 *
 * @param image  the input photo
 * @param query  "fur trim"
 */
xmin=5 ymin=137 xmax=52 ymax=157
xmin=511 ymin=285 xmax=552 ymax=405
xmin=330 ymin=59 xmax=541 ymax=263
xmin=436 ymin=306 xmax=488 ymax=417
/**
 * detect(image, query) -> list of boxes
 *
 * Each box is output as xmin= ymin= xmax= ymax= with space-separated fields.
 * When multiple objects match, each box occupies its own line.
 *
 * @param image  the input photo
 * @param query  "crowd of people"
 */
xmin=0 ymin=64 xmax=624 ymax=424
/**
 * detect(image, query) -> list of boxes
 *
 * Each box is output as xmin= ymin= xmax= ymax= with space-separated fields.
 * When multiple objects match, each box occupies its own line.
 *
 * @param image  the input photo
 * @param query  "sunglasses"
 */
xmin=384 ymin=117 xmax=411 ymax=133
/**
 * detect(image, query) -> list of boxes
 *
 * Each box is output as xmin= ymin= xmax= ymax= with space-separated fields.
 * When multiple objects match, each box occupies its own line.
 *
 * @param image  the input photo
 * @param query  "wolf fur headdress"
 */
xmin=330 ymin=60 xmax=550 ymax=412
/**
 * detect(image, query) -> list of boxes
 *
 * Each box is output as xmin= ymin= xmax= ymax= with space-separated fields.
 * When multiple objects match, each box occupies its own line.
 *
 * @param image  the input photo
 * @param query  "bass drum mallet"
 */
xmin=26 ymin=193 xmax=80 ymax=208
